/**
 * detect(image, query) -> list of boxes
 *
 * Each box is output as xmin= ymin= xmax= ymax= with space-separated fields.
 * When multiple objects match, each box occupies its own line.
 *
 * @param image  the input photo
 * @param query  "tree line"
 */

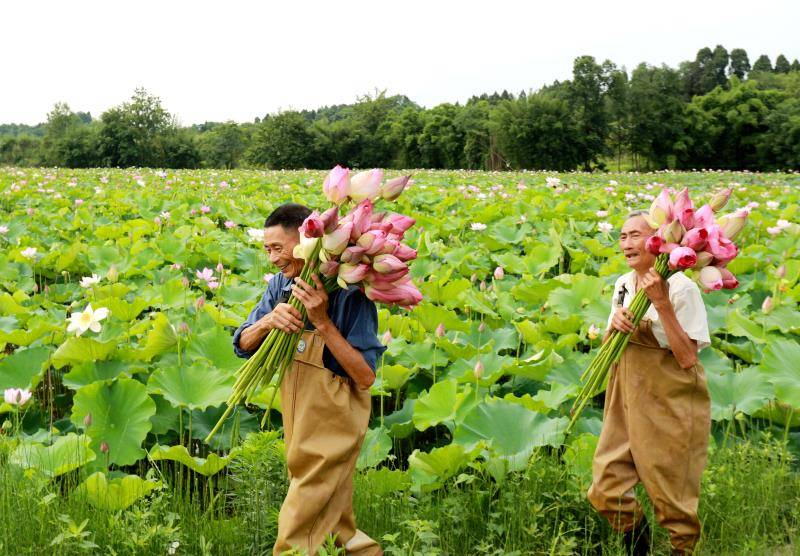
xmin=1 ymin=46 xmax=798 ymax=171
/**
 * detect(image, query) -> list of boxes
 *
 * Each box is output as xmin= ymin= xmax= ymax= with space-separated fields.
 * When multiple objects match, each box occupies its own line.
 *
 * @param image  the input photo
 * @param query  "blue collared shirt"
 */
xmin=232 ymin=274 xmax=387 ymax=377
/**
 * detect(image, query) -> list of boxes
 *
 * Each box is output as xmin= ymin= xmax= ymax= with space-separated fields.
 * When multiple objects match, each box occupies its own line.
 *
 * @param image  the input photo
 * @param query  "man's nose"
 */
xmin=269 ymin=252 xmax=280 ymax=265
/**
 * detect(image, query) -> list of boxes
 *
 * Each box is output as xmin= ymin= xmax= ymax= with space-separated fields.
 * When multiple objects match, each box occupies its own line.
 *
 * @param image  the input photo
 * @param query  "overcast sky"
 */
xmin=1 ymin=0 xmax=798 ymax=126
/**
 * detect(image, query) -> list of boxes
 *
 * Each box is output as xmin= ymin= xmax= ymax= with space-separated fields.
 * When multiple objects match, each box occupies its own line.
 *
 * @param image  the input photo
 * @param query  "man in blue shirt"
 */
xmin=233 ymin=203 xmax=385 ymax=556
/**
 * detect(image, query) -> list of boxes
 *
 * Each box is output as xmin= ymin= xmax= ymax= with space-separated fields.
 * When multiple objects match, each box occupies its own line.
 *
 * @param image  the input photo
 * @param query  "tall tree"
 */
xmin=728 ymin=48 xmax=751 ymax=79
xmin=568 ymin=56 xmax=612 ymax=169
xmin=246 ymin=111 xmax=317 ymax=169
xmin=775 ymin=54 xmax=791 ymax=74
xmin=752 ymin=55 xmax=773 ymax=73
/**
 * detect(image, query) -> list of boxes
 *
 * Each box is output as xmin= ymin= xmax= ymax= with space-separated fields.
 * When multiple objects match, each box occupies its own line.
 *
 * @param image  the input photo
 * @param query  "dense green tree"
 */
xmin=729 ymin=48 xmax=751 ymax=79
xmin=417 ymin=104 xmax=466 ymax=169
xmin=775 ymin=54 xmax=792 ymax=74
xmin=752 ymin=55 xmax=773 ymax=73
xmin=247 ymin=111 xmax=317 ymax=169
xmin=568 ymin=56 xmax=612 ymax=169
xmin=199 ymin=122 xmax=248 ymax=168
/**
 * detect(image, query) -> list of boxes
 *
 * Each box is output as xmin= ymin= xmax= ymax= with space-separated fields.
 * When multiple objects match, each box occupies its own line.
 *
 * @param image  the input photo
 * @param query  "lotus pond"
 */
xmin=0 ymin=168 xmax=799 ymax=554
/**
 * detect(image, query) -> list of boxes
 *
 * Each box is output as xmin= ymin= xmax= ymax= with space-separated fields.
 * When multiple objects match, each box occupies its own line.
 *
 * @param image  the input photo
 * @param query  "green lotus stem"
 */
xmin=567 ymin=254 xmax=674 ymax=434
xmin=205 ymin=240 xmax=324 ymax=444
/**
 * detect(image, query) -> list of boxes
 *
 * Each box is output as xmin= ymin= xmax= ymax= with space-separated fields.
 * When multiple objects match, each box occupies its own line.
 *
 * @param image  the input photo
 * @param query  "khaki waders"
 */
xmin=588 ymin=319 xmax=711 ymax=554
xmin=273 ymin=330 xmax=381 ymax=556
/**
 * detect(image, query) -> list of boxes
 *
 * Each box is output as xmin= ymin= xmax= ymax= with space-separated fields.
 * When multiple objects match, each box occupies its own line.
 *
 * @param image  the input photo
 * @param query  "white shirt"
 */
xmin=606 ymin=271 xmax=711 ymax=351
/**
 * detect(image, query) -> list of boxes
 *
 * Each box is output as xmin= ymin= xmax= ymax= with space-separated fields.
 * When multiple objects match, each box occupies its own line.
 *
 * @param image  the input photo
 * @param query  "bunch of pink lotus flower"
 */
xmin=295 ymin=166 xmax=422 ymax=308
xmin=206 ymin=166 xmax=421 ymax=443
xmin=643 ymin=186 xmax=747 ymax=288
xmin=567 ymin=186 xmax=746 ymax=432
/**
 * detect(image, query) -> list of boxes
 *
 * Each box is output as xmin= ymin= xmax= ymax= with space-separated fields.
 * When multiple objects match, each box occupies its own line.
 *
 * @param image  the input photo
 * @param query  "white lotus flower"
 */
xmin=470 ymin=222 xmax=487 ymax=231
xmin=0 ymin=225 xmax=8 ymax=234
xmin=4 ymin=388 xmax=32 ymax=406
xmin=67 ymin=304 xmax=110 ymax=336
xmin=79 ymin=274 xmax=101 ymax=288
xmin=247 ymin=228 xmax=265 ymax=243
xmin=21 ymin=247 xmax=37 ymax=259
xmin=598 ymin=222 xmax=613 ymax=233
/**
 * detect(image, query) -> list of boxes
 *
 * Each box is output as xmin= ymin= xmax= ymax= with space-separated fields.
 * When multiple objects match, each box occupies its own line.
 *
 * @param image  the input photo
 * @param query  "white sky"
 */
xmin=1 ymin=0 xmax=798 ymax=126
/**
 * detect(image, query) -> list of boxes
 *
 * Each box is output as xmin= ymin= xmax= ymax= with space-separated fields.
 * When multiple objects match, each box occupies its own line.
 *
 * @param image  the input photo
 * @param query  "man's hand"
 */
xmin=640 ymin=267 xmax=670 ymax=309
xmin=610 ymin=307 xmax=636 ymax=334
xmin=265 ymin=303 xmax=304 ymax=334
xmin=291 ymin=275 xmax=330 ymax=328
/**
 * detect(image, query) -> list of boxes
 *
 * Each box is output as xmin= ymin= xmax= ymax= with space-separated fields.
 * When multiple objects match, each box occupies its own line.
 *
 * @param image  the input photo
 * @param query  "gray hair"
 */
xmin=626 ymin=210 xmax=648 ymax=219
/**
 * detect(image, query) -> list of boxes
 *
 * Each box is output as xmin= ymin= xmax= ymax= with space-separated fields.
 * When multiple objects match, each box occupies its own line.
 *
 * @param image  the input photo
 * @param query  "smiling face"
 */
xmin=263 ymin=225 xmax=304 ymax=279
xmin=619 ymin=215 xmax=656 ymax=271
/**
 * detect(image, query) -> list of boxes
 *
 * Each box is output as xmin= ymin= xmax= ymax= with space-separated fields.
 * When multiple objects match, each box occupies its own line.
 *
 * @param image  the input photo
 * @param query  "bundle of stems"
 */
xmin=204 ymin=242 xmax=327 ymax=443
xmin=567 ymin=253 xmax=674 ymax=433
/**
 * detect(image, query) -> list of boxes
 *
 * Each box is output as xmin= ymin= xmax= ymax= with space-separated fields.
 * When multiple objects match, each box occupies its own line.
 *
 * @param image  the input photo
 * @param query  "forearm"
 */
xmin=654 ymin=302 xmax=698 ymax=369
xmin=238 ymin=317 xmax=273 ymax=353
xmin=316 ymin=318 xmax=375 ymax=390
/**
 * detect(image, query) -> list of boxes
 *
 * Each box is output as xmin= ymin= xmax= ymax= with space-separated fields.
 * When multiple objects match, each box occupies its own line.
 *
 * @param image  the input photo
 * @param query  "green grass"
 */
xmin=1 ymin=431 xmax=797 ymax=555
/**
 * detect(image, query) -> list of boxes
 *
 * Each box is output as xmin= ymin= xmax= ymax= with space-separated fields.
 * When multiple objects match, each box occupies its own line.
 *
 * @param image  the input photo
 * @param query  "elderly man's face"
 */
xmin=619 ymin=215 xmax=656 ymax=271
xmin=263 ymin=225 xmax=304 ymax=279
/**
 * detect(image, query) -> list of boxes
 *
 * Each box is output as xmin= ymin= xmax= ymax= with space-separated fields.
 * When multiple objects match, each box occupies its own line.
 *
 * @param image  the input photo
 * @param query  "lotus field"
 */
xmin=1 ymin=167 xmax=799 ymax=553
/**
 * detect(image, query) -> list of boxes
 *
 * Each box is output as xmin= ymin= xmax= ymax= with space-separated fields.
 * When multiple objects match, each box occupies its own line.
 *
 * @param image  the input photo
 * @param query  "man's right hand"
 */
xmin=610 ymin=307 xmax=635 ymax=334
xmin=264 ymin=303 xmax=304 ymax=334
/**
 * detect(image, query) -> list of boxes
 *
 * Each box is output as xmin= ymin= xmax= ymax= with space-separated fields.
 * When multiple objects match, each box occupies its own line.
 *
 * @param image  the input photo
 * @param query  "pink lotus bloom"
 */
xmin=4 ymin=387 xmax=32 ymax=406
xmin=386 ymin=214 xmax=416 ymax=235
xmin=207 ymin=281 xmax=220 ymax=290
xmin=373 ymin=254 xmax=407 ymax=274
xmin=707 ymin=228 xmax=738 ymax=265
xmin=320 ymin=206 xmax=339 ymax=234
xmin=338 ymin=263 xmax=370 ymax=286
xmin=224 ymin=220 xmax=236 ymax=229
xmin=322 ymin=222 xmax=354 ymax=256
xmin=381 ymin=175 xmax=411 ymax=201
xmin=645 ymin=235 xmax=664 ymax=255
xmin=669 ymin=246 xmax=698 ymax=269
xmin=349 ymin=169 xmax=383 ymax=202
xmin=493 ymin=266 xmax=505 ymax=280
xmin=648 ymin=189 xmax=674 ymax=226
xmin=698 ymin=266 xmax=723 ymax=291
xmin=393 ymin=243 xmax=418 ymax=262
xmin=216 ymin=262 xmax=224 ymax=273
xmin=364 ymin=280 xmax=423 ymax=308
xmin=75 ymin=198 xmax=84 ymax=206
xmin=673 ymin=188 xmax=695 ymax=229
xmin=709 ymin=188 xmax=733 ymax=212
xmin=200 ymin=205 xmax=211 ymax=214
xmin=682 ymin=227 xmax=708 ymax=251
xmin=319 ymin=259 xmax=340 ymax=277
xmin=719 ymin=267 xmax=739 ymax=289
xmin=323 ymin=165 xmax=350 ymax=205
xmin=340 ymin=245 xmax=367 ymax=264
xmin=300 ymin=211 xmax=325 ymax=238
xmin=693 ymin=204 xmax=715 ymax=228
xmin=196 ymin=267 xmax=215 ymax=282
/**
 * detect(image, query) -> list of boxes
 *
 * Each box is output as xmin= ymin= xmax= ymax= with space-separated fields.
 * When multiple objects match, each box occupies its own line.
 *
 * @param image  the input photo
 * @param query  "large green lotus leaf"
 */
xmin=411 ymin=302 xmax=470 ymax=333
xmin=377 ymin=364 xmax=416 ymax=391
xmin=522 ymin=244 xmax=562 ymax=276
xmin=461 ymin=290 xmax=499 ymax=319
xmin=408 ymin=443 xmax=479 ymax=492
xmin=759 ymin=337 xmax=800 ymax=408
xmin=186 ymin=326 xmax=242 ymax=373
xmin=147 ymin=360 xmax=234 ymax=410
xmin=148 ymin=444 xmax=241 ymax=476
xmin=71 ymin=378 xmax=156 ymax=467
xmin=706 ymin=366 xmax=774 ymax=420
xmin=62 ymin=359 xmax=142 ymax=390
xmin=542 ymin=314 xmax=583 ymax=335
xmin=391 ymin=340 xmax=437 ymax=371
xmin=491 ymin=252 xmax=528 ymax=275
xmin=9 ymin=433 xmax=95 ymax=478
xmin=420 ymin=278 xmax=470 ymax=308
xmin=88 ymin=244 xmax=130 ymax=276
xmin=725 ymin=309 xmax=767 ymax=344
xmin=202 ymin=303 xmax=243 ymax=327
xmin=763 ymin=305 xmax=800 ymax=334
xmin=384 ymin=398 xmax=416 ymax=439
xmin=454 ymin=398 xmax=567 ymax=469
xmin=505 ymin=349 xmax=563 ymax=382
xmin=0 ymin=318 xmax=58 ymax=347
xmin=357 ymin=426 xmax=392 ymax=470
xmin=511 ymin=279 xmax=560 ymax=306
xmin=138 ymin=313 xmax=178 ymax=361
xmin=73 ymin=472 xmax=160 ymax=511
xmin=698 ymin=347 xmax=734 ymax=375
xmin=102 ymin=297 xmax=150 ymax=322
xmin=413 ymin=379 xmax=476 ymax=431
xmin=446 ymin=354 xmax=516 ymax=385
xmin=546 ymin=274 xmax=609 ymax=326
xmin=0 ymin=346 xmax=51 ymax=390
xmin=219 ymin=283 xmax=264 ymax=305
xmin=52 ymin=338 xmax=117 ymax=369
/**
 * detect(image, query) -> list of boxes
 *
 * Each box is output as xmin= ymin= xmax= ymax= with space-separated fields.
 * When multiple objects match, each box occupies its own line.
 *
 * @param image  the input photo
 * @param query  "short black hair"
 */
xmin=264 ymin=203 xmax=312 ymax=230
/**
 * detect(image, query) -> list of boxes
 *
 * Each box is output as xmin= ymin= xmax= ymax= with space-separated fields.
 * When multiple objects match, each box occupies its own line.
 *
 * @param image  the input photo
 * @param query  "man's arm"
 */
xmin=640 ymin=268 xmax=698 ymax=369
xmin=238 ymin=303 xmax=304 ymax=353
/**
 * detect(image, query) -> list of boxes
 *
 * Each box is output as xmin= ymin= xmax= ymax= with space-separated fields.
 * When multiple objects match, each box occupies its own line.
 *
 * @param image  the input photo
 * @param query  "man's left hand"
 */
xmin=291 ymin=274 xmax=330 ymax=328
xmin=640 ymin=267 xmax=670 ymax=309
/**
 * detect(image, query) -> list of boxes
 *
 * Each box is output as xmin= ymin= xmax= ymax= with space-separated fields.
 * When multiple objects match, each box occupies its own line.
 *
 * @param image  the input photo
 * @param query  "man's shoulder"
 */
xmin=668 ymin=271 xmax=702 ymax=297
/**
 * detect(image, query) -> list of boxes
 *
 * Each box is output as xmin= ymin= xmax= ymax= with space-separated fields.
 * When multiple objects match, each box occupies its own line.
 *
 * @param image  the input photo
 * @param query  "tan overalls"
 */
xmin=274 ymin=330 xmax=382 ymax=556
xmin=588 ymin=319 xmax=711 ymax=554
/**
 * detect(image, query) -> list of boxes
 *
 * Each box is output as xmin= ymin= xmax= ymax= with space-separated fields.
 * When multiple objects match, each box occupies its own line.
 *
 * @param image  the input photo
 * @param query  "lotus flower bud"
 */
xmin=299 ymin=211 xmax=324 ymax=238
xmin=645 ymin=235 xmax=664 ymax=255
xmin=195 ymin=296 xmax=205 ymax=310
xmin=663 ymin=219 xmax=685 ymax=244
xmin=322 ymin=222 xmax=352 ymax=256
xmin=493 ymin=266 xmax=505 ymax=280
xmin=694 ymin=204 xmax=715 ymax=228
xmin=682 ymin=228 xmax=708 ymax=251
xmin=776 ymin=265 xmax=786 ymax=279
xmin=386 ymin=214 xmax=416 ymax=235
xmin=694 ymin=251 xmax=714 ymax=268
xmin=668 ymin=246 xmax=698 ymax=270
xmin=320 ymin=206 xmax=339 ymax=234
xmin=709 ymin=187 xmax=733 ymax=212
xmin=100 ymin=441 xmax=110 ymax=454
xmin=473 ymin=360 xmax=484 ymax=380
xmin=373 ymin=254 xmax=407 ymax=274
xmin=357 ymin=230 xmax=388 ymax=255
xmin=83 ymin=412 xmax=93 ymax=428
xmin=435 ymin=323 xmax=445 ymax=338
xmin=381 ymin=175 xmax=411 ymax=201
xmin=337 ymin=263 xmax=370 ymax=288
xmin=293 ymin=235 xmax=319 ymax=261
xmin=718 ymin=209 xmax=749 ymax=241
xmin=349 ymin=199 xmax=374 ymax=241
xmin=323 ymin=165 xmax=350 ymax=205
xmin=719 ymin=267 xmax=739 ymax=289
xmin=673 ymin=188 xmax=695 ymax=229
xmin=761 ymin=296 xmax=773 ymax=314
xmin=478 ymin=321 xmax=486 ymax=333
xmin=381 ymin=330 xmax=392 ymax=344
xmin=340 ymin=245 xmax=366 ymax=264
xmin=648 ymin=189 xmax=674 ymax=226
xmin=349 ymin=169 xmax=383 ymax=202
xmin=698 ymin=266 xmax=723 ymax=291
xmin=587 ymin=324 xmax=601 ymax=340
xmin=106 ymin=265 xmax=119 ymax=283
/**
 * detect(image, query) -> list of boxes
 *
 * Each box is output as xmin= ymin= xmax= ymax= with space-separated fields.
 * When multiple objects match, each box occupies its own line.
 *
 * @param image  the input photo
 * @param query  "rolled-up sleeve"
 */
xmin=232 ymin=277 xmax=283 ymax=358
xmin=671 ymin=283 xmax=711 ymax=351
xmin=326 ymin=287 xmax=387 ymax=373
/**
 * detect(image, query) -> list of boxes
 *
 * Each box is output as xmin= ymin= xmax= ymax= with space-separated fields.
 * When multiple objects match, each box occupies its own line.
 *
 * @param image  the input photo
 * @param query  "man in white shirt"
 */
xmin=587 ymin=211 xmax=712 ymax=556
